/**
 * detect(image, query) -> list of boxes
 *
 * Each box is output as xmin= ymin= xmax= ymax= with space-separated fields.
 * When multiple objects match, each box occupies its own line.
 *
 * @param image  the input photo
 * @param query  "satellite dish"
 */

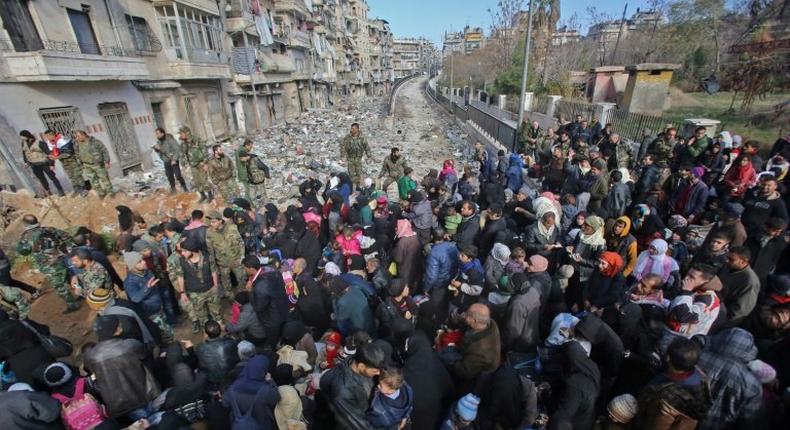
xmin=700 ymin=75 xmax=720 ymax=94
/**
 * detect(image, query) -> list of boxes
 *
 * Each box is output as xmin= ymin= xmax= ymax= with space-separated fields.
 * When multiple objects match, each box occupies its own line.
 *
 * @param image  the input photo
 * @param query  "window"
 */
xmin=0 ymin=0 xmax=43 ymax=52
xmin=38 ymin=107 xmax=86 ymax=136
xmin=67 ymin=8 xmax=100 ymax=54
xmin=126 ymin=15 xmax=156 ymax=54
xmin=155 ymin=2 xmax=223 ymax=60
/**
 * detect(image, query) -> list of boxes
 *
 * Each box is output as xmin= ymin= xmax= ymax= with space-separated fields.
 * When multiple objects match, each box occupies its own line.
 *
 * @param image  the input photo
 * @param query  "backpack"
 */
xmin=229 ymin=386 xmax=268 ymax=430
xmin=51 ymin=377 xmax=108 ymax=430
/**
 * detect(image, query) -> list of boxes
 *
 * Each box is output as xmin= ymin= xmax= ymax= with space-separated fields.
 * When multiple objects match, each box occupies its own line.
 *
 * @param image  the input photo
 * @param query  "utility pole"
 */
xmin=610 ymin=3 xmax=628 ymax=65
xmin=241 ymin=29 xmax=262 ymax=131
xmin=516 ymin=0 xmax=535 ymax=132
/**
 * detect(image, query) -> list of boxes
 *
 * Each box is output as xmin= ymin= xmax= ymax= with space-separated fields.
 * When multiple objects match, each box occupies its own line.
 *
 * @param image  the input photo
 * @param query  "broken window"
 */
xmin=125 ymin=14 xmax=159 ymax=54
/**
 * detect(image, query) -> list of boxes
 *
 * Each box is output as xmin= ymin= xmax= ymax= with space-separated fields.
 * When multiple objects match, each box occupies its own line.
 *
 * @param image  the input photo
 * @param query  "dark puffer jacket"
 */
xmin=194 ymin=336 xmax=239 ymax=385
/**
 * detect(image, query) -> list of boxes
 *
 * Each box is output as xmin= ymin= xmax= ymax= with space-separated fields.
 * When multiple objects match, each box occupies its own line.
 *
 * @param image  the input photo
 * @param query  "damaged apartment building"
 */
xmin=0 ymin=0 xmax=398 ymax=191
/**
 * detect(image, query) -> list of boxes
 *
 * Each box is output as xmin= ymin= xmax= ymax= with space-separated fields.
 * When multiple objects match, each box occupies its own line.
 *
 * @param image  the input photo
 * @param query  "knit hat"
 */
xmin=123 ymin=251 xmax=143 ymax=269
xmin=330 ymin=277 xmax=349 ymax=294
xmin=281 ymin=320 xmax=307 ymax=346
xmin=387 ymin=279 xmax=407 ymax=297
xmin=503 ymin=189 xmax=513 ymax=199
xmin=691 ymin=166 xmax=706 ymax=179
xmin=747 ymin=359 xmax=777 ymax=384
xmin=408 ymin=189 xmax=424 ymax=204
xmin=668 ymin=214 xmax=688 ymax=230
xmin=517 ymin=185 xmax=530 ymax=196
xmin=527 ymin=255 xmax=549 ymax=273
xmin=237 ymin=340 xmax=256 ymax=361
xmin=43 ymin=362 xmax=73 ymax=387
xmin=233 ymin=197 xmax=252 ymax=211
xmin=456 ymin=393 xmax=480 ymax=421
xmin=768 ymin=273 xmax=790 ymax=295
xmin=732 ymin=134 xmax=743 ymax=147
xmin=607 ymin=394 xmax=638 ymax=423
xmin=132 ymin=239 xmax=151 ymax=252
xmin=180 ymin=237 xmax=201 ymax=252
xmin=722 ymin=202 xmax=744 ymax=218
xmin=223 ymin=207 xmax=235 ymax=219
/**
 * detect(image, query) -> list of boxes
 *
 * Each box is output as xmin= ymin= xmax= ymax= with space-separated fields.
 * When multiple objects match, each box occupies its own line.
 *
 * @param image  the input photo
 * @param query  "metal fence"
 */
xmin=532 ymin=95 xmax=551 ymax=115
xmin=467 ymin=103 xmax=518 ymax=151
xmin=555 ymin=99 xmax=597 ymax=123
xmin=608 ymin=108 xmax=670 ymax=143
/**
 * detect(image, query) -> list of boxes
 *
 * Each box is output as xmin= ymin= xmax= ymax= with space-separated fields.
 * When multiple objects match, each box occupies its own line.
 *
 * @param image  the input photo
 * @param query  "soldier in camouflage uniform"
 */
xmin=16 ymin=214 xmax=79 ymax=313
xmin=74 ymin=130 xmax=113 ymax=198
xmin=154 ymin=127 xmax=189 ymax=194
xmin=165 ymin=233 xmax=196 ymax=325
xmin=238 ymin=141 xmax=270 ymax=207
xmin=44 ymin=129 xmax=86 ymax=194
xmin=207 ymin=145 xmax=238 ymax=203
xmin=0 ymin=284 xmax=31 ymax=319
xmin=176 ymin=237 xmax=221 ymax=333
xmin=205 ymin=210 xmax=246 ymax=298
xmin=606 ymin=133 xmax=633 ymax=171
xmin=517 ymin=120 xmax=542 ymax=157
xmin=179 ymin=126 xmax=212 ymax=202
xmin=339 ymin=122 xmax=371 ymax=186
xmin=648 ymin=127 xmax=678 ymax=168
xmin=69 ymin=248 xmax=113 ymax=298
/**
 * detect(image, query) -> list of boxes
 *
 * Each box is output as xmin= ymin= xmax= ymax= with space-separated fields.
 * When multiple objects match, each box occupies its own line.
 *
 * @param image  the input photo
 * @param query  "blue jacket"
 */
xmin=423 ymin=241 xmax=459 ymax=293
xmin=506 ymin=154 xmax=524 ymax=192
xmin=366 ymin=382 xmax=414 ymax=429
xmin=339 ymin=273 xmax=376 ymax=297
xmin=123 ymin=270 xmax=163 ymax=316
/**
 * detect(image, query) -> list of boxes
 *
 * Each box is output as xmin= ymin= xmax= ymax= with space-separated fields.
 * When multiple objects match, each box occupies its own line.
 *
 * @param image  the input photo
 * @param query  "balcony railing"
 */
xmin=0 ymin=38 xmax=155 ymax=57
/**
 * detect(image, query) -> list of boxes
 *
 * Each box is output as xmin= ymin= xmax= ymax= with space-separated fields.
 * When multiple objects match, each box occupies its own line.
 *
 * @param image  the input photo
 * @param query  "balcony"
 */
xmin=289 ymin=30 xmax=312 ymax=49
xmin=275 ymin=0 xmax=312 ymax=18
xmin=0 ymin=39 xmax=149 ymax=81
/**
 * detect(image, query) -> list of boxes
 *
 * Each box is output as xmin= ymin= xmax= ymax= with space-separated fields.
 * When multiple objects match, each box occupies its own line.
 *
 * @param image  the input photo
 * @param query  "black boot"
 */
xmin=169 ymin=186 xmax=177 ymax=195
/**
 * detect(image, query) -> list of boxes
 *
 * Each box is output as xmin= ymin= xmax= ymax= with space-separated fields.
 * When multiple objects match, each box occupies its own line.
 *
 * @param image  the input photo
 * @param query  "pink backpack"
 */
xmin=51 ymin=377 xmax=108 ymax=430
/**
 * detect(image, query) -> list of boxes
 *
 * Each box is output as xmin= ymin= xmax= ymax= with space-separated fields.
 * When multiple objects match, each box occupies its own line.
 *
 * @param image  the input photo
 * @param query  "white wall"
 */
xmin=0 ymin=81 xmax=155 ymax=180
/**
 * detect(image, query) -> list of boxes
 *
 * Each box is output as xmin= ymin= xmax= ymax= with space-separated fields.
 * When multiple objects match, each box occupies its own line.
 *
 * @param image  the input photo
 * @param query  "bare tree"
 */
xmin=488 ymin=0 xmax=525 ymax=71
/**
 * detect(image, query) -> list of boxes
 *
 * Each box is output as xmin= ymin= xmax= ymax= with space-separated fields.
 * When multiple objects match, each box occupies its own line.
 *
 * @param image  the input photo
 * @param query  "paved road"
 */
xmin=390 ymin=76 xmax=461 ymax=179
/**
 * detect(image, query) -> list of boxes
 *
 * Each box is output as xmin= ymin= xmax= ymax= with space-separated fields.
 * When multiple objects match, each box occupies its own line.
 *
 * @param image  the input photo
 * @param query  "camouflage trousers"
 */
xmin=186 ymin=288 xmax=222 ymax=325
xmin=59 ymin=156 xmax=83 ymax=190
xmin=149 ymin=310 xmax=174 ymax=344
xmin=347 ymin=158 xmax=363 ymax=184
xmin=37 ymin=262 xmax=75 ymax=306
xmin=245 ymin=181 xmax=267 ymax=207
xmin=216 ymin=264 xmax=247 ymax=298
xmin=0 ymin=284 xmax=31 ymax=319
xmin=189 ymin=163 xmax=210 ymax=192
xmin=213 ymin=179 xmax=239 ymax=203
xmin=82 ymin=164 xmax=113 ymax=197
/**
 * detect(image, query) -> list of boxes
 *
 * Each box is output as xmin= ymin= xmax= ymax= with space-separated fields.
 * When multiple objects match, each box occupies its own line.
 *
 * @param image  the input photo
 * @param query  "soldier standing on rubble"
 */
xmin=180 ymin=126 xmax=212 ymax=203
xmin=154 ymin=127 xmax=189 ymax=195
xmin=207 ymin=145 xmax=238 ymax=204
xmin=339 ymin=122 xmax=371 ymax=187
xmin=16 ymin=214 xmax=80 ymax=313
xmin=238 ymin=140 xmax=270 ymax=207
xmin=74 ymin=130 xmax=113 ymax=198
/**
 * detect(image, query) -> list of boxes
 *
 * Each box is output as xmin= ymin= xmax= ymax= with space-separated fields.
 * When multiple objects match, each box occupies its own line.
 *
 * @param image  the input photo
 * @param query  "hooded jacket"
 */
xmin=606 ymin=216 xmax=638 ymax=277
xmin=423 ymin=241 xmax=460 ymax=293
xmin=251 ymin=270 xmax=290 ymax=336
xmin=195 ymin=336 xmax=239 ymax=384
xmin=403 ymin=333 xmax=455 ymax=430
xmin=549 ymin=341 xmax=600 ymax=430
xmin=504 ymin=274 xmax=542 ymax=352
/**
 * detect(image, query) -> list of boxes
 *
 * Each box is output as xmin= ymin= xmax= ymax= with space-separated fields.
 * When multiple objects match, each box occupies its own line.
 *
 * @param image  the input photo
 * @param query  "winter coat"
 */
xmin=549 ymin=341 xmax=600 ymax=430
xmin=423 ymin=241 xmax=459 ymax=293
xmin=523 ymin=222 xmax=560 ymax=259
xmin=0 ymin=319 xmax=54 ymax=385
xmin=454 ymin=213 xmax=480 ymax=248
xmin=0 ymin=391 xmax=62 ymax=430
xmin=718 ymin=266 xmax=760 ymax=324
xmin=452 ymin=321 xmax=501 ymax=383
xmin=586 ymin=174 xmax=609 ymax=213
xmin=406 ymin=199 xmax=433 ymax=231
xmin=506 ymin=154 xmax=524 ymax=192
xmin=669 ymin=180 xmax=709 ymax=219
xmin=227 ymin=302 xmax=268 ymax=341
xmin=585 ymin=270 xmax=626 ymax=309
xmin=574 ymin=315 xmax=624 ymax=387
xmin=476 ymin=364 xmax=539 ymax=430
xmin=83 ymin=338 xmax=161 ymax=417
xmin=504 ymin=280 xmax=542 ymax=352
xmin=635 ymin=163 xmax=662 ymax=197
xmin=696 ymin=328 xmax=763 ymax=430
xmin=320 ymin=361 xmax=375 ymax=430
xmin=123 ymin=269 xmax=163 ymax=316
xmin=746 ymin=235 xmax=787 ymax=287
xmin=366 ymin=382 xmax=414 ymax=430
xmin=633 ymin=369 xmax=712 ymax=430
xmin=380 ymin=155 xmax=408 ymax=179
xmin=335 ymin=285 xmax=375 ymax=336
xmin=403 ymin=333 xmax=455 ymax=430
xmin=296 ymin=231 xmax=322 ymax=276
xmin=294 ymin=272 xmax=333 ymax=335
xmin=252 ymin=271 xmax=290 ymax=337
xmin=742 ymin=191 xmax=789 ymax=234
xmin=392 ymin=234 xmax=423 ymax=288
xmin=476 ymin=217 xmax=506 ymax=258
xmin=604 ymin=182 xmax=631 ymax=218
xmin=195 ymin=337 xmax=239 ymax=385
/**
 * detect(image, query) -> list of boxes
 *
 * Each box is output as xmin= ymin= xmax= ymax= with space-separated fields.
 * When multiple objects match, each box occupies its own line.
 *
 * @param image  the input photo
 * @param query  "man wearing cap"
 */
xmin=207 ymin=145 xmax=237 ymax=204
xmin=703 ymin=202 xmax=748 ymax=248
xmin=206 ymin=209 xmax=246 ymax=298
xmin=237 ymin=139 xmax=270 ymax=206
xmin=70 ymin=248 xmax=113 ymax=299
xmin=176 ymin=236 xmax=221 ymax=334
xmin=179 ymin=126 xmax=212 ymax=202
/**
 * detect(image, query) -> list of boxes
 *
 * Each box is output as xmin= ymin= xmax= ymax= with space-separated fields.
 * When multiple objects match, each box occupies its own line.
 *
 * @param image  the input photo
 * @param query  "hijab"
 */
xmin=490 ymin=243 xmax=511 ymax=266
xmin=230 ymin=355 xmax=271 ymax=395
xmin=395 ymin=219 xmax=416 ymax=238
xmin=598 ymin=251 xmax=624 ymax=278
xmin=579 ymin=215 xmax=606 ymax=246
xmin=546 ymin=313 xmax=580 ymax=346
xmin=634 ymin=238 xmax=679 ymax=282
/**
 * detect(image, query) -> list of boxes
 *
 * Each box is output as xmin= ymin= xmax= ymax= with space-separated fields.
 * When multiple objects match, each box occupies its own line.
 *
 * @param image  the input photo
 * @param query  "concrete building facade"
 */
xmin=0 ymin=0 xmax=398 ymax=192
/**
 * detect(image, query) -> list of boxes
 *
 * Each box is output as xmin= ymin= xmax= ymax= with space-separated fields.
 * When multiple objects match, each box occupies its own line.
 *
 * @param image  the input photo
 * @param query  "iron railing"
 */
xmin=608 ymin=108 xmax=669 ymax=143
xmin=555 ymin=99 xmax=597 ymax=123
xmin=0 ymin=38 xmax=153 ymax=57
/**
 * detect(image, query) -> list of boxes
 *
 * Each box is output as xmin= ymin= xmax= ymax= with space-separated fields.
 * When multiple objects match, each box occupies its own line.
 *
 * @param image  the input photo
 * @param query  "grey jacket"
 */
xmin=226 ymin=302 xmax=267 ymax=340
xmin=0 ymin=391 xmax=61 ymax=430
xmin=407 ymin=199 xmax=433 ymax=230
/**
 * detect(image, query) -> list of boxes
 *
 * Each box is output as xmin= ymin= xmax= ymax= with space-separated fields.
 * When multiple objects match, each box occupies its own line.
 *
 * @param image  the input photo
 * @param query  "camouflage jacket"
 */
xmin=649 ymin=136 xmax=677 ymax=165
xmin=156 ymin=134 xmax=182 ymax=164
xmin=518 ymin=124 xmax=541 ymax=151
xmin=379 ymin=155 xmax=408 ymax=179
xmin=0 ymin=284 xmax=30 ymax=319
xmin=76 ymin=261 xmax=111 ymax=294
xmin=17 ymin=225 xmax=73 ymax=264
xmin=76 ymin=137 xmax=110 ymax=165
xmin=166 ymin=250 xmax=183 ymax=287
xmin=206 ymin=223 xmax=244 ymax=266
xmin=246 ymin=154 xmax=270 ymax=185
xmin=184 ymin=139 xmax=208 ymax=167
xmin=340 ymin=134 xmax=370 ymax=160
xmin=235 ymin=148 xmax=249 ymax=182
xmin=609 ymin=142 xmax=633 ymax=170
xmin=167 ymin=233 xmax=182 ymax=256
xmin=208 ymin=156 xmax=235 ymax=182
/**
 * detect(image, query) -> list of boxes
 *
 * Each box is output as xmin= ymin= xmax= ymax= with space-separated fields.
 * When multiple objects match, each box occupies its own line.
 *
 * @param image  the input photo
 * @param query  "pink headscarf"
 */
xmin=396 ymin=219 xmax=416 ymax=238
xmin=439 ymin=159 xmax=457 ymax=180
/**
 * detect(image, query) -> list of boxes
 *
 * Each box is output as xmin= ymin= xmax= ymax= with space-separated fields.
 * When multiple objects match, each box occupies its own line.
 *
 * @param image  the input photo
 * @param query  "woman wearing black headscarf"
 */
xmin=548 ymin=341 xmax=601 ymax=430
xmin=402 ymin=332 xmax=455 ymax=430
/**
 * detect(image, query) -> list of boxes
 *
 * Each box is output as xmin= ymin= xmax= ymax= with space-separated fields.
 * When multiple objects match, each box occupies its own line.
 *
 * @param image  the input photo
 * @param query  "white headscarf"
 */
xmin=634 ymin=238 xmax=679 ymax=282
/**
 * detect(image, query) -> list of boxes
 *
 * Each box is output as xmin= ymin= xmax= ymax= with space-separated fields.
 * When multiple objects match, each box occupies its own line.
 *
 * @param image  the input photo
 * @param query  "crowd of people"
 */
xmin=1 ymin=118 xmax=790 ymax=430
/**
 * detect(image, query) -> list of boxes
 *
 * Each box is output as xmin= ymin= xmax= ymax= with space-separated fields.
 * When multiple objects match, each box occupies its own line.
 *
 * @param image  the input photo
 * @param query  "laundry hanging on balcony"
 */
xmin=255 ymin=15 xmax=274 ymax=46
xmin=313 ymin=33 xmax=323 ymax=56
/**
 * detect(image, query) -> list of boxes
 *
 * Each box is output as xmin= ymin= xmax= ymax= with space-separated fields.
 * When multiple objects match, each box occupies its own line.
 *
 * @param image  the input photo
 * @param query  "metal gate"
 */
xmin=38 ymin=107 xmax=85 ymax=137
xmin=98 ymin=102 xmax=141 ymax=170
